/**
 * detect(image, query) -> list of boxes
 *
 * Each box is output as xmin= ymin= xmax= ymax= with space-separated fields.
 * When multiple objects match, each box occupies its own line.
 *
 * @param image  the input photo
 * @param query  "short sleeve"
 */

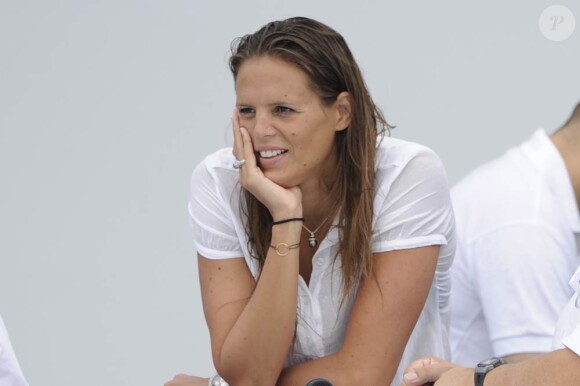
xmin=372 ymin=146 xmax=454 ymax=253
xmin=474 ymin=224 xmax=575 ymax=356
xmin=188 ymin=156 xmax=244 ymax=259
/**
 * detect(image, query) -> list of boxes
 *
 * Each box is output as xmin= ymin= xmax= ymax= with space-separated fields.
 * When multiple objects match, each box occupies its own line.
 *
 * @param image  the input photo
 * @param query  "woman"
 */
xmin=168 ymin=17 xmax=455 ymax=386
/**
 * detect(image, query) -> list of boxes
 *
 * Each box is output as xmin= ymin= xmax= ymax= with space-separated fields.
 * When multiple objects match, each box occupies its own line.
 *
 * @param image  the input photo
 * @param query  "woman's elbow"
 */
xmin=217 ymin=364 xmax=280 ymax=386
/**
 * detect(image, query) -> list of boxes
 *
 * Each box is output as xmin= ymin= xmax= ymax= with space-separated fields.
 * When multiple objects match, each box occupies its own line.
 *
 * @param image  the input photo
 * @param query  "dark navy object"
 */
xmin=305 ymin=378 xmax=333 ymax=386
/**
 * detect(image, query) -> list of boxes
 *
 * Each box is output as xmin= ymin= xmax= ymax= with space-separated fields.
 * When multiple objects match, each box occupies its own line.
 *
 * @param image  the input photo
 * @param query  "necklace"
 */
xmin=302 ymin=215 xmax=331 ymax=248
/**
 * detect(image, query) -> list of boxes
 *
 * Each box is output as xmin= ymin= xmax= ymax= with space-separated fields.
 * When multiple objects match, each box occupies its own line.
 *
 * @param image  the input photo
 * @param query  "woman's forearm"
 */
xmin=217 ymin=223 xmax=302 ymax=385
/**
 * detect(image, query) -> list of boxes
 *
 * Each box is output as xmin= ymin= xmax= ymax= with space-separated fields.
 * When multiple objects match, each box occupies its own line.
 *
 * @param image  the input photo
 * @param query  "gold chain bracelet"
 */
xmin=270 ymin=242 xmax=300 ymax=256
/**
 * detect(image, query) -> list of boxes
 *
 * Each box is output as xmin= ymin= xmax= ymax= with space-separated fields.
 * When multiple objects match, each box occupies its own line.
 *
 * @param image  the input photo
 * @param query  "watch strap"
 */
xmin=474 ymin=357 xmax=505 ymax=386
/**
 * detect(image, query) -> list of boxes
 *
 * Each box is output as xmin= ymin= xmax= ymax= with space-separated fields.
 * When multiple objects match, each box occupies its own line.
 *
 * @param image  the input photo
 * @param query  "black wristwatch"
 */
xmin=474 ymin=357 xmax=505 ymax=386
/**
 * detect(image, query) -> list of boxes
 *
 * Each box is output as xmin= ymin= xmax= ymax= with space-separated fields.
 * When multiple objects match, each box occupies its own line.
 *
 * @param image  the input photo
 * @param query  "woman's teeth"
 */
xmin=259 ymin=149 xmax=286 ymax=158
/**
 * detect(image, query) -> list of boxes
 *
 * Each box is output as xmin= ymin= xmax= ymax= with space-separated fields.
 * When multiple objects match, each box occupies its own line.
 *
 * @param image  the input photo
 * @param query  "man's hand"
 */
xmin=401 ymin=356 xmax=473 ymax=386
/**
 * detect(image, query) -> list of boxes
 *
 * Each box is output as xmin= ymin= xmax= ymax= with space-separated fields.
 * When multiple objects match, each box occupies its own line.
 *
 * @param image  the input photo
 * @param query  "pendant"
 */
xmin=308 ymin=233 xmax=317 ymax=248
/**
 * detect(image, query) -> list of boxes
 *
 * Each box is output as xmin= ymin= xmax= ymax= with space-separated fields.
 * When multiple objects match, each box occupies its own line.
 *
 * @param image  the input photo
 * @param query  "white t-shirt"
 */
xmin=553 ymin=265 xmax=580 ymax=355
xmin=449 ymin=130 xmax=580 ymax=366
xmin=0 ymin=315 xmax=28 ymax=386
xmin=188 ymin=136 xmax=456 ymax=385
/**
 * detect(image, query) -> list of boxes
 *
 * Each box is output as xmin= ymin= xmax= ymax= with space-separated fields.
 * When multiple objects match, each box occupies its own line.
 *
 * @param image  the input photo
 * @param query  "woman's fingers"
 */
xmin=232 ymin=110 xmax=257 ymax=170
xmin=239 ymin=126 xmax=257 ymax=168
xmin=232 ymin=109 xmax=243 ymax=160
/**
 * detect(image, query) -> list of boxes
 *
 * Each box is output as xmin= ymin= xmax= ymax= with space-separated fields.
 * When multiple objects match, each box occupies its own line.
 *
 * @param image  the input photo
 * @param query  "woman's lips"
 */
xmin=257 ymin=149 xmax=288 ymax=167
xmin=258 ymin=149 xmax=287 ymax=158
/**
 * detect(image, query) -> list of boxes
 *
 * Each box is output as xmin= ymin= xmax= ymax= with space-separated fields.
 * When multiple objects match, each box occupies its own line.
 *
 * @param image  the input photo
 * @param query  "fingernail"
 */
xmin=240 ymin=127 xmax=246 ymax=134
xmin=403 ymin=372 xmax=418 ymax=383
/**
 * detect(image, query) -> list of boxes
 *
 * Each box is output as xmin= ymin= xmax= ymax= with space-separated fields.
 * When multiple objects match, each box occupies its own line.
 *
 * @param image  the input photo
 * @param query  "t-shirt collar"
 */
xmin=521 ymin=129 xmax=580 ymax=233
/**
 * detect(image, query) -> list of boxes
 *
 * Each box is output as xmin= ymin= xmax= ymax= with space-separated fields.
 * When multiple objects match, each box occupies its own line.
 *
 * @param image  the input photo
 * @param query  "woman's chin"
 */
xmin=263 ymin=171 xmax=297 ymax=189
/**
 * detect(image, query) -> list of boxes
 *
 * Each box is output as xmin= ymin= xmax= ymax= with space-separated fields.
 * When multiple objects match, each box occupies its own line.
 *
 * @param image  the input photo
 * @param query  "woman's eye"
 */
xmin=275 ymin=106 xmax=294 ymax=114
xmin=239 ymin=107 xmax=255 ymax=116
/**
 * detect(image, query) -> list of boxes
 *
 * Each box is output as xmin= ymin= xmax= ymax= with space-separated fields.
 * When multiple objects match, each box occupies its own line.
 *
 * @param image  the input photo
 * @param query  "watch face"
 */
xmin=478 ymin=357 xmax=505 ymax=368
xmin=480 ymin=358 xmax=499 ymax=366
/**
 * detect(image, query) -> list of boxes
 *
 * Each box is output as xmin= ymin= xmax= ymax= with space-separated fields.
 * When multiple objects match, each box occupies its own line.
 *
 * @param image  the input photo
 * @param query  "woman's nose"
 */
xmin=251 ymin=113 xmax=276 ymax=137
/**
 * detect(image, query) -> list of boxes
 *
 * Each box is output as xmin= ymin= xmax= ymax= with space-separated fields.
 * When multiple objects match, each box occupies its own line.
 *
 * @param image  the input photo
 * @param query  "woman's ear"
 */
xmin=335 ymin=91 xmax=352 ymax=132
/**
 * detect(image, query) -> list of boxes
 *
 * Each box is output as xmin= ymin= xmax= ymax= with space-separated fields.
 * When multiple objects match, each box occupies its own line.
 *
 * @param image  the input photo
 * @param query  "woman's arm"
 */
xmin=277 ymin=245 xmax=440 ymax=386
xmin=199 ymin=219 xmax=303 ymax=386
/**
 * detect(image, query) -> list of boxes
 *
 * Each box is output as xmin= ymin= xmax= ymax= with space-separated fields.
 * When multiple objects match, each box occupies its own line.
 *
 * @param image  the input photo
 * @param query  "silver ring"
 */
xmin=232 ymin=159 xmax=246 ymax=169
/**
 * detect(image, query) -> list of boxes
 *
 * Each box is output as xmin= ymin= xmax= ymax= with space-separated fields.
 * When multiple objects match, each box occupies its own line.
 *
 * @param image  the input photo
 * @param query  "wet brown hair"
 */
xmin=229 ymin=17 xmax=391 ymax=295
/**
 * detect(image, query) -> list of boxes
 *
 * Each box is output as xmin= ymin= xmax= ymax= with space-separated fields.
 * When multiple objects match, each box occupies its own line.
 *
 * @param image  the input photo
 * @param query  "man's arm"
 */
xmin=501 ymin=352 xmax=542 ymax=363
xmin=486 ymin=348 xmax=580 ymax=386
xmin=402 ymin=349 xmax=580 ymax=386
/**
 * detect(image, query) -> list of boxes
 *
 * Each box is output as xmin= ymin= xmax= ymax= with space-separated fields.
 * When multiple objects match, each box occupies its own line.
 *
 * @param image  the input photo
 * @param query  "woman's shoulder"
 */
xmin=198 ymin=147 xmax=236 ymax=169
xmin=192 ymin=147 xmax=236 ymax=179
xmin=376 ymin=135 xmax=444 ymax=172
xmin=190 ymin=147 xmax=240 ymax=196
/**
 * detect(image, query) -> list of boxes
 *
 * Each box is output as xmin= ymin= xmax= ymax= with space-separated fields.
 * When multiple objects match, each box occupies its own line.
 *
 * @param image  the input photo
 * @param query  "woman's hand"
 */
xmin=401 ymin=356 xmax=472 ymax=386
xmin=164 ymin=374 xmax=209 ymax=386
xmin=232 ymin=110 xmax=302 ymax=219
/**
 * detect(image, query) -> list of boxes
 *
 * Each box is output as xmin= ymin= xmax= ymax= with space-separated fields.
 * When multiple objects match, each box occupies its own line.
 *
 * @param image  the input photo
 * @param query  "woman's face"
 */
xmin=235 ymin=55 xmax=349 ymax=190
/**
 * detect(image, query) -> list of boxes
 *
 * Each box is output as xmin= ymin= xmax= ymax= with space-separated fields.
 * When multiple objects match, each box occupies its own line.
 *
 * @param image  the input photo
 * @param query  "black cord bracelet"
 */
xmin=272 ymin=217 xmax=305 ymax=225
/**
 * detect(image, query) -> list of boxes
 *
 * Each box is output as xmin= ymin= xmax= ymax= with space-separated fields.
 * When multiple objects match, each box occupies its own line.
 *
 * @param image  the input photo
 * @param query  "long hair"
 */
xmin=229 ymin=17 xmax=391 ymax=295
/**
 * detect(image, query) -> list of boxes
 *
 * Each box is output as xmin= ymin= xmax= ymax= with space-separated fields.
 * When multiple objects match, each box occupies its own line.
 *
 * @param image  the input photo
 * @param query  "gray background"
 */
xmin=1 ymin=1 xmax=578 ymax=385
